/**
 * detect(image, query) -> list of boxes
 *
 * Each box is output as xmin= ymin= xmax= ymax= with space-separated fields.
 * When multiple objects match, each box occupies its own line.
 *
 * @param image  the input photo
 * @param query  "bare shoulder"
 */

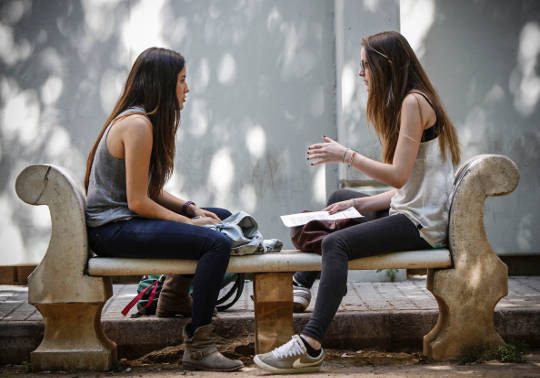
xmin=402 ymin=92 xmax=425 ymax=109
xmin=402 ymin=92 xmax=436 ymax=128
xmin=115 ymin=114 xmax=152 ymax=139
xmin=117 ymin=114 xmax=151 ymax=130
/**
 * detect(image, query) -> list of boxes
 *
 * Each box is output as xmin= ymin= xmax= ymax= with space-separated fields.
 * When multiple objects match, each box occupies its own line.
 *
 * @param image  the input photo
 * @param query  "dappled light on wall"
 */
xmin=122 ymin=0 xmax=166 ymax=58
xmin=195 ymin=58 xmax=211 ymax=90
xmin=208 ymin=148 xmax=235 ymax=207
xmin=312 ymin=165 xmax=326 ymax=204
xmin=510 ymin=21 xmax=540 ymax=117
xmin=401 ymin=0 xmax=434 ymax=59
xmin=188 ymin=98 xmax=209 ymax=137
xmin=240 ymin=184 xmax=257 ymax=213
xmin=99 ymin=68 xmax=124 ymax=114
xmin=246 ymin=124 xmax=267 ymax=159
xmin=341 ymin=64 xmax=357 ymax=110
xmin=217 ymin=53 xmax=237 ymax=85
xmin=2 ymin=84 xmax=40 ymax=147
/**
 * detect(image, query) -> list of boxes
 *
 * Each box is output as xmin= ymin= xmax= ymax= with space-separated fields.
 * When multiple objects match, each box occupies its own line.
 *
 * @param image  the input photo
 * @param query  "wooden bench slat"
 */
xmin=87 ymin=249 xmax=452 ymax=276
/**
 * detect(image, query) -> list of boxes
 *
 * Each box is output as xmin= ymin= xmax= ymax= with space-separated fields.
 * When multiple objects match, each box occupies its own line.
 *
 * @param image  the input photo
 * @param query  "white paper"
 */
xmin=280 ymin=207 xmax=364 ymax=228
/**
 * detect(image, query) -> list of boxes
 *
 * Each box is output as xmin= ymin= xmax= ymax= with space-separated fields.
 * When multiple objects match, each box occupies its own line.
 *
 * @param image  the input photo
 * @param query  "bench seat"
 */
xmin=87 ymin=249 xmax=452 ymax=276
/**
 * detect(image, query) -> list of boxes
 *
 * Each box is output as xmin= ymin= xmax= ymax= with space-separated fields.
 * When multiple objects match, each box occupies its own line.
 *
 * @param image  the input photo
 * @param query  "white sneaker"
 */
xmin=253 ymin=335 xmax=324 ymax=374
xmin=293 ymin=284 xmax=311 ymax=313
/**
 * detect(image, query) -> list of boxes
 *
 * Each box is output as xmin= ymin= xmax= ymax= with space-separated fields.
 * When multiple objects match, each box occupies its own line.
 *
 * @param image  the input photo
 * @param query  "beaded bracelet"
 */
xmin=182 ymin=200 xmax=196 ymax=215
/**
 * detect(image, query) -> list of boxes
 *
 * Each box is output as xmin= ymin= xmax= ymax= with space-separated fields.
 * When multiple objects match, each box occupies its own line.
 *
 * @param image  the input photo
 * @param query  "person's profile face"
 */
xmin=176 ymin=66 xmax=189 ymax=110
xmin=359 ymin=47 xmax=370 ymax=91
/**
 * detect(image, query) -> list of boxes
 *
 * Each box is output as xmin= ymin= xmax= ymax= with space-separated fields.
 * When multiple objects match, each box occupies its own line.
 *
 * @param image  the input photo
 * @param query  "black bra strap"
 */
xmin=410 ymin=91 xmax=439 ymax=142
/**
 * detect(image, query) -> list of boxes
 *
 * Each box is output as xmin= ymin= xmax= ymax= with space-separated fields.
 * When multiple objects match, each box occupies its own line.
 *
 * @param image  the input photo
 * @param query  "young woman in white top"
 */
xmin=254 ymin=30 xmax=461 ymax=374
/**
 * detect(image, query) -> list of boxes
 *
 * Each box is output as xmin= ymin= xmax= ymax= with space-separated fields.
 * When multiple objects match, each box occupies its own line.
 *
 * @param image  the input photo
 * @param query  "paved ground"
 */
xmin=1 ymin=276 xmax=540 ymax=375
xmin=3 ymin=276 xmax=540 ymax=322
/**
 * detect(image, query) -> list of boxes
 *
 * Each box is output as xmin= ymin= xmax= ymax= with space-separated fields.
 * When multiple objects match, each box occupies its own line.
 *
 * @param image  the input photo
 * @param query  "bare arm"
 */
xmin=155 ymin=190 xmax=220 ymax=221
xmin=308 ymin=94 xmax=425 ymax=189
xmin=324 ymin=189 xmax=396 ymax=214
xmin=120 ymin=116 xmax=218 ymax=225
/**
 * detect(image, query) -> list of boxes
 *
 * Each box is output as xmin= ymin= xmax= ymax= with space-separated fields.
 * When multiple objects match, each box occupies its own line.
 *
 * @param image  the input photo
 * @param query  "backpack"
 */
xmin=123 ymin=273 xmax=245 ymax=317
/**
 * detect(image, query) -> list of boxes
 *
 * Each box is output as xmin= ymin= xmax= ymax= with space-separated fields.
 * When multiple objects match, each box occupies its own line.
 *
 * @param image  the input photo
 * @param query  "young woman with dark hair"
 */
xmin=85 ymin=47 xmax=243 ymax=372
xmin=254 ymin=31 xmax=461 ymax=374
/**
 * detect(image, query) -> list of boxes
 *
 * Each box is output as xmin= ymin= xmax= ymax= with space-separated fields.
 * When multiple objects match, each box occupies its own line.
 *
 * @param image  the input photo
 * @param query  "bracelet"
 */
xmin=352 ymin=198 xmax=358 ymax=208
xmin=342 ymin=149 xmax=349 ymax=163
xmin=348 ymin=151 xmax=357 ymax=167
xmin=182 ymin=200 xmax=196 ymax=215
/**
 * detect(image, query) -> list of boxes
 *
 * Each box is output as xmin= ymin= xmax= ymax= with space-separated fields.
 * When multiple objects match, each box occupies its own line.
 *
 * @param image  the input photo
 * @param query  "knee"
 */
xmin=211 ymin=233 xmax=232 ymax=257
xmin=321 ymin=233 xmax=348 ymax=260
xmin=216 ymin=208 xmax=232 ymax=220
xmin=326 ymin=190 xmax=341 ymax=206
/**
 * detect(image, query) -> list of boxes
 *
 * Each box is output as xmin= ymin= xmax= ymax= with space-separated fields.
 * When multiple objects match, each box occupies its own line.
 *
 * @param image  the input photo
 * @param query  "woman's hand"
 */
xmin=307 ymin=136 xmax=348 ymax=166
xmin=189 ymin=216 xmax=220 ymax=226
xmin=323 ymin=199 xmax=355 ymax=214
xmin=193 ymin=208 xmax=221 ymax=222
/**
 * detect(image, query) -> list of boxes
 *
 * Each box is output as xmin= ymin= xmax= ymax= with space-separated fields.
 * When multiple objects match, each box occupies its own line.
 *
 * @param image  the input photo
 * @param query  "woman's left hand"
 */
xmin=323 ymin=199 xmax=355 ymax=214
xmin=193 ymin=208 xmax=221 ymax=221
xmin=307 ymin=136 xmax=347 ymax=166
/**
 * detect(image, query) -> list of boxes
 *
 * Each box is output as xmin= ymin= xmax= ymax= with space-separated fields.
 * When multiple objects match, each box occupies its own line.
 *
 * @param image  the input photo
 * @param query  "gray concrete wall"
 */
xmin=0 ymin=0 xmax=538 ymax=265
xmin=0 ymin=0 xmax=337 ymax=264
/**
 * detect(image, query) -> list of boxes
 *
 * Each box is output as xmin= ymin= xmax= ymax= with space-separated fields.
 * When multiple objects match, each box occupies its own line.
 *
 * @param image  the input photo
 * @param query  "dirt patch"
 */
xmin=2 ymin=335 xmax=539 ymax=377
xmin=131 ymin=334 xmax=256 ymax=367
xmin=325 ymin=349 xmax=425 ymax=366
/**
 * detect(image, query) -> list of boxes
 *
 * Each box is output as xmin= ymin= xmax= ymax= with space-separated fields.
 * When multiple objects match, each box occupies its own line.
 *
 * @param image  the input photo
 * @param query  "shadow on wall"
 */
xmin=0 ymin=0 xmax=340 ymax=264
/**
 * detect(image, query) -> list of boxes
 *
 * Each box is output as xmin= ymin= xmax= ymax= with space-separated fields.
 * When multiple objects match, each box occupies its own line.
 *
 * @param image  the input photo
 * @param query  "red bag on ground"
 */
xmin=290 ymin=213 xmax=364 ymax=255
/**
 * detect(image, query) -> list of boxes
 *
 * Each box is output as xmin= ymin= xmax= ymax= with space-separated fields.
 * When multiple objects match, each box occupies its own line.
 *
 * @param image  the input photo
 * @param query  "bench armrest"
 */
xmin=15 ymin=164 xmax=111 ymax=304
xmin=448 ymin=154 xmax=519 ymax=266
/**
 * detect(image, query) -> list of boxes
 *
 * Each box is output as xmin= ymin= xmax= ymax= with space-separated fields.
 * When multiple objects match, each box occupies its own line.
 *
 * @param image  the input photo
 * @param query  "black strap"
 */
xmin=409 ymin=91 xmax=440 ymax=142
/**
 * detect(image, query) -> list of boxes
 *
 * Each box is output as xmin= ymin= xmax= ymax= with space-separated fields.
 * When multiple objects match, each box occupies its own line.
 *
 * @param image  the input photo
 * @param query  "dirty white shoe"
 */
xmin=253 ymin=335 xmax=324 ymax=374
xmin=293 ymin=278 xmax=311 ymax=313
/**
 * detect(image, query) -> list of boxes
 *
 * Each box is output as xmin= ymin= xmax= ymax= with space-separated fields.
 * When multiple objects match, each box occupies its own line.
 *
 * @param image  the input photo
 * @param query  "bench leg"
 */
xmin=253 ymin=272 xmax=294 ymax=354
xmin=423 ymin=261 xmax=507 ymax=361
xmin=31 ymin=302 xmax=117 ymax=371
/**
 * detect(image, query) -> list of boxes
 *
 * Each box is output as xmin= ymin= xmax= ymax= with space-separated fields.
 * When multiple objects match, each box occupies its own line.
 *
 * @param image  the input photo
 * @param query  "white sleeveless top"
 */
xmin=389 ymin=138 xmax=455 ymax=248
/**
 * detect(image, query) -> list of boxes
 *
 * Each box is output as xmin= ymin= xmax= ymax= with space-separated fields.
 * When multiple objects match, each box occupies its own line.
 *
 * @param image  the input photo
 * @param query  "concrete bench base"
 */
xmin=31 ymin=302 xmax=116 ymax=372
xmin=15 ymin=154 xmax=519 ymax=370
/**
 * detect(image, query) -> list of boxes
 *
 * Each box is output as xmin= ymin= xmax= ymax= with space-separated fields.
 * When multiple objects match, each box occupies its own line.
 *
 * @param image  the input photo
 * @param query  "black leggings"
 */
xmin=299 ymin=189 xmax=432 ymax=343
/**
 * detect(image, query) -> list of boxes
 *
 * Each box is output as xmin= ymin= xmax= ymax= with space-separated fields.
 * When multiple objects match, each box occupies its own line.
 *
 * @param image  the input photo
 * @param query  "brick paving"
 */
xmin=2 ymin=276 xmax=540 ymax=322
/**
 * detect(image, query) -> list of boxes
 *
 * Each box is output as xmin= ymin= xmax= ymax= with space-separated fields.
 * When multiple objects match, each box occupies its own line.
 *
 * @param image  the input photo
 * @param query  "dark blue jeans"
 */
xmin=88 ymin=208 xmax=232 ymax=330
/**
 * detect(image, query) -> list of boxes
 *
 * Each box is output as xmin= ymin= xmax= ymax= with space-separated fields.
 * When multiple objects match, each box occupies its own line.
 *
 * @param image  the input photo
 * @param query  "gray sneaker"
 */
xmin=293 ymin=285 xmax=311 ymax=313
xmin=253 ymin=335 xmax=324 ymax=374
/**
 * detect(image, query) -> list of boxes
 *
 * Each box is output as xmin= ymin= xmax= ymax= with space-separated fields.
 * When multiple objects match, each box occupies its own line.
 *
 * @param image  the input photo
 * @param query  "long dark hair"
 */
xmin=84 ymin=47 xmax=185 ymax=198
xmin=362 ymin=31 xmax=461 ymax=165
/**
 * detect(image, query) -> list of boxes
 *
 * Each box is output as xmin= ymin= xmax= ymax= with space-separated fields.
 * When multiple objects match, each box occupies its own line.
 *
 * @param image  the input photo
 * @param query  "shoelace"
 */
xmin=272 ymin=336 xmax=304 ymax=359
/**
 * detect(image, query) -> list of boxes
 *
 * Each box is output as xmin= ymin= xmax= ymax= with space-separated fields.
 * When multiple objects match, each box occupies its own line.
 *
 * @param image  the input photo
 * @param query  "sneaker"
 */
xmin=293 ymin=284 xmax=311 ymax=313
xmin=253 ymin=335 xmax=324 ymax=374
xmin=254 ymin=335 xmax=324 ymax=374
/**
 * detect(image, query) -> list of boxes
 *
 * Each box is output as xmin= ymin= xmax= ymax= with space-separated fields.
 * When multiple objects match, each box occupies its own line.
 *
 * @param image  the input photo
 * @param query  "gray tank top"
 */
xmin=85 ymin=106 xmax=146 ymax=227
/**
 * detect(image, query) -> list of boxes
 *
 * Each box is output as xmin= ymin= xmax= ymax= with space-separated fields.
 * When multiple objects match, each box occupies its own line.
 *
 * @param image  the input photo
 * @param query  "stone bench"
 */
xmin=15 ymin=154 xmax=519 ymax=371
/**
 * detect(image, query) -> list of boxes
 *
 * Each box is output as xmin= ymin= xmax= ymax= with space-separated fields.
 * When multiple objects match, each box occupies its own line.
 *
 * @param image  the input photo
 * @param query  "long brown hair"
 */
xmin=362 ymin=31 xmax=460 ymax=165
xmin=84 ymin=47 xmax=185 ymax=198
